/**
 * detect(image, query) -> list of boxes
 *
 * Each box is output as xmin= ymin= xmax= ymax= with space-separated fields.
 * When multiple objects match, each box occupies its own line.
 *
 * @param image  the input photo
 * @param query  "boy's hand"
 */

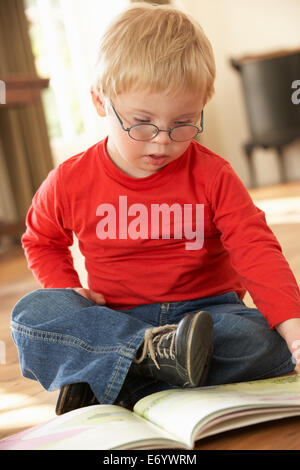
xmin=71 ymin=287 xmax=106 ymax=305
xmin=276 ymin=318 xmax=300 ymax=371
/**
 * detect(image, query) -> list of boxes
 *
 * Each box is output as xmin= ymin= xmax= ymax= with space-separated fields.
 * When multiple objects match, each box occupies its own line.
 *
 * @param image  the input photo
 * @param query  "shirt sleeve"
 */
xmin=210 ymin=161 xmax=300 ymax=329
xmin=21 ymin=167 xmax=82 ymax=289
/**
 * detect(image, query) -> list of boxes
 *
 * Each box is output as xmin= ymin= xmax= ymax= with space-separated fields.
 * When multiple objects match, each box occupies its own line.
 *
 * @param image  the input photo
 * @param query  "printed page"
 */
xmin=0 ymin=404 xmax=182 ymax=450
xmin=134 ymin=374 xmax=300 ymax=448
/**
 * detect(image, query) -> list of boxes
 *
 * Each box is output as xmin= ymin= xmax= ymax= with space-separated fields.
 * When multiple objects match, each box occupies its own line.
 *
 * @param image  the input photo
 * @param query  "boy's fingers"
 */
xmin=88 ymin=290 xmax=106 ymax=305
xmin=71 ymin=288 xmax=106 ymax=305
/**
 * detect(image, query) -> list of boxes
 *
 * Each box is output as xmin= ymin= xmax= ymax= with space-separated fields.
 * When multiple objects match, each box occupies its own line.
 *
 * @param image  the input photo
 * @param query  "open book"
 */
xmin=1 ymin=374 xmax=300 ymax=450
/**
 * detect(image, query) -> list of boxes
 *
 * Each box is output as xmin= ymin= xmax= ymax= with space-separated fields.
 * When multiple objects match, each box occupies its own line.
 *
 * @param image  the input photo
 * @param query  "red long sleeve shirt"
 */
xmin=22 ymin=137 xmax=300 ymax=329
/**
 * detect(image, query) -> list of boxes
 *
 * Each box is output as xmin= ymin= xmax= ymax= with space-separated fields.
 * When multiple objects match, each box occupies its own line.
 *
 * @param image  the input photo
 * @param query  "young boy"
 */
xmin=11 ymin=3 xmax=300 ymax=415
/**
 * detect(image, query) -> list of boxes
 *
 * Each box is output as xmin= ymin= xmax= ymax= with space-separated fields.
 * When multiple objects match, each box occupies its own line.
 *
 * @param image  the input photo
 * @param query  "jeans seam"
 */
xmin=160 ymin=303 xmax=169 ymax=325
xmin=11 ymin=321 xmax=135 ymax=357
xmin=101 ymin=330 xmax=145 ymax=403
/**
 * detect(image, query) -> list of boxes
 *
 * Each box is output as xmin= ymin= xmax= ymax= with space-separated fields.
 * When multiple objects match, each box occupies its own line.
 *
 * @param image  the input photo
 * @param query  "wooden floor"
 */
xmin=0 ymin=181 xmax=300 ymax=449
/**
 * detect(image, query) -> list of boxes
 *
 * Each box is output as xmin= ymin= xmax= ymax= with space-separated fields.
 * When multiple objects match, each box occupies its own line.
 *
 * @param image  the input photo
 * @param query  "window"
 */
xmin=25 ymin=0 xmax=127 ymax=162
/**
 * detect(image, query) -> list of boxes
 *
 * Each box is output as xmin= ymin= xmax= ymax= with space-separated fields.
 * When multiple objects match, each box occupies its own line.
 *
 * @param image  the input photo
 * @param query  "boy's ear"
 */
xmin=90 ymin=87 xmax=107 ymax=117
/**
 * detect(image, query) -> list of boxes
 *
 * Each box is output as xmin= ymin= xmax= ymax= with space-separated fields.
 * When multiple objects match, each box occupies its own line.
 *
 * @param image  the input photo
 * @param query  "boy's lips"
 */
xmin=144 ymin=154 xmax=170 ymax=165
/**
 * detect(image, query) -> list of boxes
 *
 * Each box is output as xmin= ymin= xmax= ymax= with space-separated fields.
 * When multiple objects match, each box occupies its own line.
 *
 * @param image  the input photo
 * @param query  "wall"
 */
xmin=173 ymin=0 xmax=300 ymax=187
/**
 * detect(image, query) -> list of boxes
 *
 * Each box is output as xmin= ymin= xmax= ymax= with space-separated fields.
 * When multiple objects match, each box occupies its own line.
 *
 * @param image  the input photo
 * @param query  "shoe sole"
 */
xmin=185 ymin=310 xmax=213 ymax=387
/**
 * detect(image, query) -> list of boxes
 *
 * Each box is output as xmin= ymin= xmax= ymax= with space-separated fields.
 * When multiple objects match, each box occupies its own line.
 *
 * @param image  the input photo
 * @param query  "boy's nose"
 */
xmin=151 ymin=129 xmax=172 ymax=145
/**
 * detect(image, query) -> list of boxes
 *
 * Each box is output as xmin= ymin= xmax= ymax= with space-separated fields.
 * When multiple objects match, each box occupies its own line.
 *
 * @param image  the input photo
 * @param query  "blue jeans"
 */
xmin=11 ymin=289 xmax=295 ymax=408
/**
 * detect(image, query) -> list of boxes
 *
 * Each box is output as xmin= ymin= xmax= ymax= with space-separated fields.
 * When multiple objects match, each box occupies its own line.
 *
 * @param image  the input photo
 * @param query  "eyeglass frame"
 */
xmin=110 ymin=102 xmax=204 ymax=142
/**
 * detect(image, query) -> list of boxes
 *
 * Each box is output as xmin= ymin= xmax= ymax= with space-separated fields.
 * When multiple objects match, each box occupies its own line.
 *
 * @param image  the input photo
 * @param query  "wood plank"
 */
xmin=195 ymin=415 xmax=300 ymax=450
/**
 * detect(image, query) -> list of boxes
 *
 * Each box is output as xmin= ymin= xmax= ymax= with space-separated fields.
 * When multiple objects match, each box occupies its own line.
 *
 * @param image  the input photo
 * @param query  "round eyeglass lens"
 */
xmin=170 ymin=125 xmax=199 ymax=142
xmin=129 ymin=124 xmax=158 ymax=141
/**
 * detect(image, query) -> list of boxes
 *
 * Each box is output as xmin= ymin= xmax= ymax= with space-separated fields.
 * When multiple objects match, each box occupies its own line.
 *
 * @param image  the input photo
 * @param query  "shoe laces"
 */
xmin=134 ymin=324 xmax=177 ymax=369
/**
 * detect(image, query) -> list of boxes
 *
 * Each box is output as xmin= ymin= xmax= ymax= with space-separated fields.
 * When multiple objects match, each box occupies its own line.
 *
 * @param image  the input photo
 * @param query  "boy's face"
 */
xmin=93 ymin=89 xmax=205 ymax=178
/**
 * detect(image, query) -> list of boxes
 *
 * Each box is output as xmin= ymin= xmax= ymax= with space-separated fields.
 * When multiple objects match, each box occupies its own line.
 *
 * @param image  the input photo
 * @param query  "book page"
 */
xmin=197 ymin=407 xmax=300 ymax=440
xmin=134 ymin=374 xmax=300 ymax=448
xmin=0 ymin=404 xmax=182 ymax=450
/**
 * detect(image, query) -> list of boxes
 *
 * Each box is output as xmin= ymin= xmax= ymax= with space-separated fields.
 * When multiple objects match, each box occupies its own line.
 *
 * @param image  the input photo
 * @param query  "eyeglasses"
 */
xmin=110 ymin=102 xmax=204 ymax=142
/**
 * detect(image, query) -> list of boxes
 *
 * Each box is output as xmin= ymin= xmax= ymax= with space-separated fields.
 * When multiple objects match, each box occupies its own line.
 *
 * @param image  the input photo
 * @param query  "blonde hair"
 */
xmin=92 ymin=2 xmax=216 ymax=104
